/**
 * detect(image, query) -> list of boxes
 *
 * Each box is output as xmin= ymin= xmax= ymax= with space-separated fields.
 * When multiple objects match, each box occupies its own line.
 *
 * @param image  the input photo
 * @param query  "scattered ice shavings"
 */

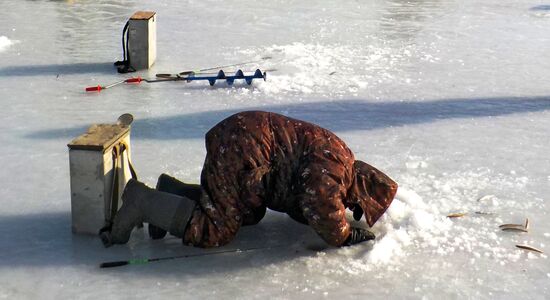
xmin=390 ymin=169 xmax=544 ymax=264
xmin=405 ymin=155 xmax=428 ymax=169
xmin=515 ymin=176 xmax=528 ymax=185
xmin=241 ymin=42 xmax=395 ymax=97
xmin=475 ymin=193 xmax=500 ymax=208
xmin=395 ymin=187 xmax=429 ymax=210
xmin=367 ymin=233 xmax=403 ymax=264
xmin=365 ymin=187 xmax=451 ymax=264
xmin=411 ymin=209 xmax=436 ymax=230
xmin=405 ymin=160 xmax=428 ymax=169
xmin=477 ymin=194 xmax=496 ymax=202
xmin=0 ymin=36 xmax=17 ymax=52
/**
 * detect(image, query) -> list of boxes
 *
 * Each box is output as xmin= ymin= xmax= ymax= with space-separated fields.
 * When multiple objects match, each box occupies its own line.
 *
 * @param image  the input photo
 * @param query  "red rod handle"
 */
xmin=126 ymin=77 xmax=142 ymax=84
xmin=85 ymin=85 xmax=102 ymax=92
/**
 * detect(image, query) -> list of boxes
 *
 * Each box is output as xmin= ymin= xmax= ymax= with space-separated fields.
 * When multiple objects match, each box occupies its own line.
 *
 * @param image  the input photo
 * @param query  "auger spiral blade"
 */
xmin=235 ymin=70 xmax=245 ymax=78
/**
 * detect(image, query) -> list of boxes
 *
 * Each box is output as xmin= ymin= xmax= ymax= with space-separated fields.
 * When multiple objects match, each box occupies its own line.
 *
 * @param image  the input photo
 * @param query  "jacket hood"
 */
xmin=348 ymin=160 xmax=398 ymax=227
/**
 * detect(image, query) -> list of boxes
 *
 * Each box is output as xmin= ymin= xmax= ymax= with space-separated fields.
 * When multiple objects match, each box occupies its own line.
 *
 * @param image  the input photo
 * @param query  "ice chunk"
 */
xmin=0 ymin=36 xmax=16 ymax=52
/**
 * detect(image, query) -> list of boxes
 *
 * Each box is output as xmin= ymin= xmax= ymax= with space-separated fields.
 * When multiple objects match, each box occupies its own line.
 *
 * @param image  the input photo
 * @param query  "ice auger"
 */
xmin=85 ymin=69 xmax=267 ymax=92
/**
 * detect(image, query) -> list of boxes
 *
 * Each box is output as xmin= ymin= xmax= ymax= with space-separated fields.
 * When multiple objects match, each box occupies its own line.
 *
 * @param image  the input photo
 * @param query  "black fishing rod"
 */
xmin=100 ymin=244 xmax=286 ymax=268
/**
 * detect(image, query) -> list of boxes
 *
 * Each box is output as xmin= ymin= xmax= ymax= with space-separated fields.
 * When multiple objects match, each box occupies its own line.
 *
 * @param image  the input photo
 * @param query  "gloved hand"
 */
xmin=343 ymin=227 xmax=375 ymax=246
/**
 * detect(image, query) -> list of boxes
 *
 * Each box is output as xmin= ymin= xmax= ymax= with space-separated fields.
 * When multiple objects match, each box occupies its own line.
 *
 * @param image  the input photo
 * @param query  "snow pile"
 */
xmin=366 ymin=187 xmax=451 ymax=264
xmin=0 ymin=36 xmax=16 ymax=52
xmin=295 ymin=186 xmax=452 ymax=276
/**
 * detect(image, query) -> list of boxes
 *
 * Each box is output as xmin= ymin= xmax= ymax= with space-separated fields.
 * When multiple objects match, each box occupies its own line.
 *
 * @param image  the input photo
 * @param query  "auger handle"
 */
xmin=100 ymin=261 xmax=129 ymax=268
xmin=126 ymin=77 xmax=143 ymax=83
xmin=85 ymin=85 xmax=102 ymax=92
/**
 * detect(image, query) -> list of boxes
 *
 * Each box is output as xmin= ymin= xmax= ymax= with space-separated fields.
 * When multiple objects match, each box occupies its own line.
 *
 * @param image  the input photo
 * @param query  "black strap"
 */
xmin=120 ymin=143 xmax=138 ymax=181
xmin=106 ymin=143 xmax=138 ymax=226
xmin=108 ymin=145 xmax=121 ymax=225
xmin=114 ymin=21 xmax=136 ymax=74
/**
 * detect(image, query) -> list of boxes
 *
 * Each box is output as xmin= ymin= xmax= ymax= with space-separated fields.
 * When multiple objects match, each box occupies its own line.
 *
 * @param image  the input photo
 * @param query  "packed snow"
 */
xmin=1 ymin=0 xmax=550 ymax=299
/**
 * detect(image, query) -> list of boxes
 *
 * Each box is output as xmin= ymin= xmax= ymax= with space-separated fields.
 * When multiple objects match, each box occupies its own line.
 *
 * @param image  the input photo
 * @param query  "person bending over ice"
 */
xmin=101 ymin=111 xmax=398 ymax=248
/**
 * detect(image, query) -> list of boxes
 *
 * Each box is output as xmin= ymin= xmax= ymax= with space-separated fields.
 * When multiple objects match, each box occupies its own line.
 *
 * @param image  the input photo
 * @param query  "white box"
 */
xmin=128 ymin=11 xmax=156 ymax=70
xmin=68 ymin=124 xmax=134 ymax=235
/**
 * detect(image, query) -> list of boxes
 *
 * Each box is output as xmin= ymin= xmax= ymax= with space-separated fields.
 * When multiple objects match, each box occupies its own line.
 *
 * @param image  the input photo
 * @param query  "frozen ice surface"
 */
xmin=1 ymin=0 xmax=550 ymax=299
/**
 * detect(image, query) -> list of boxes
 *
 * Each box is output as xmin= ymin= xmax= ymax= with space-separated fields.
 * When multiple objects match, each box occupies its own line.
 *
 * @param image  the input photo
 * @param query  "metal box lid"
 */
xmin=68 ymin=124 xmax=130 ymax=152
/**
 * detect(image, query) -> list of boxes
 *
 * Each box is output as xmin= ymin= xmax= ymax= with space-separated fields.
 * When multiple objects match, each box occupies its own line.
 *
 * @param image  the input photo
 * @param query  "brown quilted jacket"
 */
xmin=183 ymin=111 xmax=397 ymax=247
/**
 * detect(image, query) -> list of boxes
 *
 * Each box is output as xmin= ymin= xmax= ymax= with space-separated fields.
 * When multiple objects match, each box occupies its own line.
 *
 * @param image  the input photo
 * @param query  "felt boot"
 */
xmin=148 ymin=174 xmax=202 ymax=240
xmin=100 ymin=179 xmax=196 ymax=247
